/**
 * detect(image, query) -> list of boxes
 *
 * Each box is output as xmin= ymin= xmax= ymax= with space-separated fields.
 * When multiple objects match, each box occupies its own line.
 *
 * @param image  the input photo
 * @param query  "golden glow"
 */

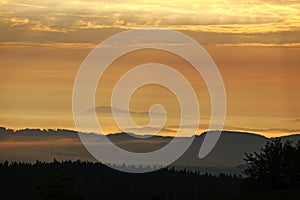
xmin=0 ymin=0 xmax=299 ymax=44
xmin=0 ymin=0 xmax=299 ymax=137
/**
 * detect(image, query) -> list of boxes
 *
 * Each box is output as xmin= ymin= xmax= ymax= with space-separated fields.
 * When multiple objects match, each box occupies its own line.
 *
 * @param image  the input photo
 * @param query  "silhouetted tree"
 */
xmin=295 ymin=141 xmax=300 ymax=182
xmin=244 ymin=139 xmax=298 ymax=189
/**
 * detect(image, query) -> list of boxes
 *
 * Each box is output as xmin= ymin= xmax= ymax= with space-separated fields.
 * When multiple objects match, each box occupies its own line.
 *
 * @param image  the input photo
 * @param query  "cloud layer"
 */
xmin=0 ymin=0 xmax=299 ymax=46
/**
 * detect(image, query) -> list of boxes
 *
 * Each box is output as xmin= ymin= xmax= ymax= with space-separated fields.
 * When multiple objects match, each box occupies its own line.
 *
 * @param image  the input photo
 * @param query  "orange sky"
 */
xmin=0 ymin=0 xmax=299 ymax=137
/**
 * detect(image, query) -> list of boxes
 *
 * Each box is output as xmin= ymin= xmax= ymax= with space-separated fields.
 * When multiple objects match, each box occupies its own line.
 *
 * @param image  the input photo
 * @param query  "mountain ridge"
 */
xmin=1 ymin=126 xmax=299 ymax=139
xmin=1 ymin=126 xmax=300 ymax=174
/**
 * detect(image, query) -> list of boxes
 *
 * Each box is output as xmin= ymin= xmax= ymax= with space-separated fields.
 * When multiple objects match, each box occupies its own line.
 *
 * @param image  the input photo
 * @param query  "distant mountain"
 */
xmin=83 ymin=106 xmax=165 ymax=116
xmin=0 ymin=127 xmax=299 ymax=174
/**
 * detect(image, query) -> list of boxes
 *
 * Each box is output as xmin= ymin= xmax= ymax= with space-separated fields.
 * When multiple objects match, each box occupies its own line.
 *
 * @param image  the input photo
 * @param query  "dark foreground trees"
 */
xmin=244 ymin=139 xmax=300 ymax=190
xmin=0 ymin=160 xmax=241 ymax=200
xmin=0 ymin=139 xmax=299 ymax=199
xmin=36 ymin=170 xmax=82 ymax=200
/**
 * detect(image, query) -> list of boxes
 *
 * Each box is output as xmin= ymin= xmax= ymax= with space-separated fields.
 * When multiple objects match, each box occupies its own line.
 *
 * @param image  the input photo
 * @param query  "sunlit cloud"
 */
xmin=30 ymin=23 xmax=67 ymax=33
xmin=216 ymin=42 xmax=300 ymax=47
xmin=4 ymin=16 xmax=29 ymax=26
xmin=0 ymin=0 xmax=298 ymax=46
xmin=74 ymin=20 xmax=112 ymax=29
xmin=0 ymin=41 xmax=96 ymax=48
xmin=0 ymin=0 xmax=46 ymax=8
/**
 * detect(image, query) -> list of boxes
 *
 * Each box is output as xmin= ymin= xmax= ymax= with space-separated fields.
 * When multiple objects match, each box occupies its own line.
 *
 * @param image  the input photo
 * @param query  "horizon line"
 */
xmin=1 ymin=126 xmax=299 ymax=139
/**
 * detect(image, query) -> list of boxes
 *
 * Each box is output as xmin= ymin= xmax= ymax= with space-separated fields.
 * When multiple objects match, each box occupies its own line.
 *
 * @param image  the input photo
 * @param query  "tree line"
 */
xmin=0 ymin=139 xmax=299 ymax=199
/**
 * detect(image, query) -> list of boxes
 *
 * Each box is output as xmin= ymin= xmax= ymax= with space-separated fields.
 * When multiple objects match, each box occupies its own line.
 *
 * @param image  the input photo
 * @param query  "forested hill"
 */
xmin=1 ymin=127 xmax=300 ymax=174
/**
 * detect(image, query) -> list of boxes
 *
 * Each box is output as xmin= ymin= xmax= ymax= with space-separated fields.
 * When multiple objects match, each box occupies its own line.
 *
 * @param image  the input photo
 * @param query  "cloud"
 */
xmin=216 ymin=43 xmax=300 ymax=47
xmin=0 ymin=0 xmax=46 ymax=8
xmin=74 ymin=20 xmax=111 ymax=29
xmin=166 ymin=124 xmax=300 ymax=134
xmin=124 ymin=126 xmax=177 ymax=135
xmin=0 ymin=0 xmax=299 ymax=45
xmin=224 ymin=126 xmax=300 ymax=133
xmin=4 ymin=17 xmax=29 ymax=26
xmin=0 ymin=41 xmax=96 ymax=48
xmin=30 ymin=23 xmax=67 ymax=33
xmin=283 ymin=119 xmax=300 ymax=123
xmin=259 ymin=0 xmax=300 ymax=5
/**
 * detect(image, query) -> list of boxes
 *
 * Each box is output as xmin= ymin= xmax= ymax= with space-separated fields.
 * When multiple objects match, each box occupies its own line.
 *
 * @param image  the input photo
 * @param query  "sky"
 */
xmin=0 ymin=0 xmax=299 ymax=137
